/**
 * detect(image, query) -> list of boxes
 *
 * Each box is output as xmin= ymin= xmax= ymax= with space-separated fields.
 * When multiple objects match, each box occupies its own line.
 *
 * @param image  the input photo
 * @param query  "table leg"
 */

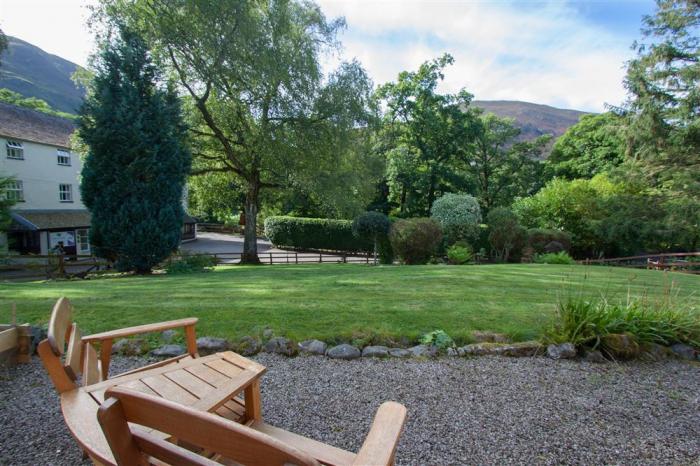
xmin=244 ymin=380 xmax=262 ymax=422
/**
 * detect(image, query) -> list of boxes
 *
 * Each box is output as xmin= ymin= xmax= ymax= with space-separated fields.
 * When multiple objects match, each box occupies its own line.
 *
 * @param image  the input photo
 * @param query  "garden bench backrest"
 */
xmin=98 ymin=386 xmax=321 ymax=466
xmin=38 ymin=297 xmax=102 ymax=393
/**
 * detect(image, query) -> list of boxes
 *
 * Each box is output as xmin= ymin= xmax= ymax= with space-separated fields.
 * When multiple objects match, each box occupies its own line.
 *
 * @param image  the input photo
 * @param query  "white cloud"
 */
xmin=0 ymin=0 xmax=97 ymax=68
xmin=317 ymin=0 xmax=636 ymax=112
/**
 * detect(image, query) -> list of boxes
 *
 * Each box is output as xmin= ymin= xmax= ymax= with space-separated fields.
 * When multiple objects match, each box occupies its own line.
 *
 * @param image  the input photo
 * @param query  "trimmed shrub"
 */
xmin=527 ymin=228 xmax=572 ymax=254
xmin=487 ymin=208 xmax=526 ymax=263
xmin=389 ymin=218 xmax=443 ymax=265
xmin=534 ymin=251 xmax=575 ymax=265
xmin=352 ymin=212 xmax=391 ymax=263
xmin=447 ymin=244 xmax=473 ymax=264
xmin=264 ymin=216 xmax=372 ymax=252
xmin=430 ymin=193 xmax=482 ymax=245
xmin=378 ymin=237 xmax=394 ymax=265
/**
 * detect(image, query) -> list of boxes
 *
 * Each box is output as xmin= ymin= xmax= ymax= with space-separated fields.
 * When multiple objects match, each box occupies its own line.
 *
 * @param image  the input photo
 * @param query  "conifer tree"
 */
xmin=79 ymin=27 xmax=191 ymax=273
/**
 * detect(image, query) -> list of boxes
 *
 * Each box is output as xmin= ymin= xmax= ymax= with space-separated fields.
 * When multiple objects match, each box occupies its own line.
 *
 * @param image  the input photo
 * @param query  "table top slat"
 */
xmin=204 ymin=358 xmax=247 ymax=379
xmin=140 ymin=374 xmax=199 ymax=405
xmin=192 ymin=369 xmax=258 ymax=413
xmin=184 ymin=363 xmax=231 ymax=387
xmin=164 ymin=369 xmax=216 ymax=399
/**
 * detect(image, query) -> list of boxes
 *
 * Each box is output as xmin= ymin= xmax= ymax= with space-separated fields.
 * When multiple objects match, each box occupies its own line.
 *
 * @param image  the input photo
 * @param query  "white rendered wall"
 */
xmin=0 ymin=137 xmax=85 ymax=210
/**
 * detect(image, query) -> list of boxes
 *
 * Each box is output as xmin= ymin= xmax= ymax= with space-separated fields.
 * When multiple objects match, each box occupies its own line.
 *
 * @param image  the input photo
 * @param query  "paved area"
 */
xmin=2 ymin=355 xmax=699 ymax=465
xmin=181 ymin=232 xmax=370 ymax=264
xmin=180 ymin=232 xmax=275 ymax=255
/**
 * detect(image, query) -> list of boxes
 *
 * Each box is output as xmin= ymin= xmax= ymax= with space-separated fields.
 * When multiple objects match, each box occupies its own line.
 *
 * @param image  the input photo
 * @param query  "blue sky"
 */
xmin=0 ymin=0 xmax=657 ymax=112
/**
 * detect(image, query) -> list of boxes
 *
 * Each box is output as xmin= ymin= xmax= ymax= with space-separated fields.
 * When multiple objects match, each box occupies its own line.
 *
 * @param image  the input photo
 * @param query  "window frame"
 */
xmin=57 ymin=149 xmax=71 ymax=166
xmin=59 ymin=183 xmax=73 ymax=203
xmin=6 ymin=180 xmax=24 ymax=202
xmin=6 ymin=140 xmax=24 ymax=160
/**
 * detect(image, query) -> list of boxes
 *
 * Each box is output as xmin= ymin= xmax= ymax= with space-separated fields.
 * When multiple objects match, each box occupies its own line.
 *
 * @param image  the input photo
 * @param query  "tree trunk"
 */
xmin=240 ymin=181 xmax=261 ymax=264
xmin=427 ymin=170 xmax=437 ymax=213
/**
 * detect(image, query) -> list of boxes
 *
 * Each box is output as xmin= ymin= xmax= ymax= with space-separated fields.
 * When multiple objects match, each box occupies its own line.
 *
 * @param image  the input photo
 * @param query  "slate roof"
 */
xmin=11 ymin=209 xmax=197 ymax=231
xmin=0 ymin=102 xmax=76 ymax=148
xmin=10 ymin=210 xmax=91 ymax=231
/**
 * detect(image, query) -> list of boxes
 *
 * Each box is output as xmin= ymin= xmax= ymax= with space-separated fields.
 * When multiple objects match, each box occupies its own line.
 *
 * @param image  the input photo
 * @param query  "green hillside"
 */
xmin=0 ymin=36 xmax=85 ymax=114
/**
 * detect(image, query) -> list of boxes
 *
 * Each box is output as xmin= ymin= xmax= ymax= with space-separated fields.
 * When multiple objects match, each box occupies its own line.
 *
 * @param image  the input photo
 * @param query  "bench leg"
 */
xmin=244 ymin=380 xmax=262 ymax=422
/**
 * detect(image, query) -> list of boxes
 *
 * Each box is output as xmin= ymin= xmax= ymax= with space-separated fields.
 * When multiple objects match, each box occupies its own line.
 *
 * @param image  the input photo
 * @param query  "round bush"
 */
xmin=389 ymin=218 xmax=443 ymax=265
xmin=352 ymin=211 xmax=391 ymax=241
xmin=527 ymin=228 xmax=572 ymax=254
xmin=430 ymin=193 xmax=482 ymax=245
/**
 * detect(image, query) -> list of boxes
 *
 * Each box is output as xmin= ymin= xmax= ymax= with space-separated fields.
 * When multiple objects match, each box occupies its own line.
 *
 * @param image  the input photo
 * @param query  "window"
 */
xmin=57 ymin=150 xmax=71 ymax=166
xmin=76 ymin=229 xmax=90 ymax=254
xmin=6 ymin=140 xmax=24 ymax=159
xmin=59 ymin=183 xmax=73 ymax=202
xmin=5 ymin=180 xmax=24 ymax=202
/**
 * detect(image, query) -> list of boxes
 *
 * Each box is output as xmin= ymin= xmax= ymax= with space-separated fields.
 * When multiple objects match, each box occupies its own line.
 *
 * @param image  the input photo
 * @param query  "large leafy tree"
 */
xmin=376 ymin=54 xmax=476 ymax=215
xmin=79 ymin=27 xmax=191 ymax=273
xmin=463 ymin=113 xmax=549 ymax=212
xmin=623 ymin=0 xmax=699 ymax=194
xmin=99 ymin=0 xmax=376 ymax=263
xmin=547 ymin=112 xmax=626 ymax=179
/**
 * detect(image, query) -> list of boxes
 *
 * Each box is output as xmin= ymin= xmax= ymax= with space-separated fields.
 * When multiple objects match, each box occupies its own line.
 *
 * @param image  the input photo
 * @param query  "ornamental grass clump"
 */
xmin=546 ymin=294 xmax=700 ymax=350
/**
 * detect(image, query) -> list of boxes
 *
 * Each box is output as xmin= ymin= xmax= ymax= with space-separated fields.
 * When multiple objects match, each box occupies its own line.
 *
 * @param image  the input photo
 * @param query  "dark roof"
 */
xmin=10 ymin=210 xmax=91 ymax=231
xmin=11 ymin=209 xmax=197 ymax=231
xmin=0 ymin=102 xmax=76 ymax=148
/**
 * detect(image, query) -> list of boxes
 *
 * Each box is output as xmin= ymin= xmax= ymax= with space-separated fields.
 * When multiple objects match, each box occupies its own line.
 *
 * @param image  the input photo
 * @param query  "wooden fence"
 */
xmin=578 ymin=252 xmax=700 ymax=274
xmin=0 ymin=250 xmax=374 ymax=279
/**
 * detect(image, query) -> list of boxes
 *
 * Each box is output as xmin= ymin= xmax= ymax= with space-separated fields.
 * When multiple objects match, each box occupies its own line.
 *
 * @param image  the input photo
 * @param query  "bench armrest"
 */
xmin=352 ymin=401 xmax=407 ymax=466
xmin=83 ymin=318 xmax=198 ymax=380
xmin=82 ymin=318 xmax=198 ymax=343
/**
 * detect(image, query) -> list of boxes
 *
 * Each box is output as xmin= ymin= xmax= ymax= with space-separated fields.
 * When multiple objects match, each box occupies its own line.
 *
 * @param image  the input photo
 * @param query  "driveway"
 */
xmin=180 ymin=232 xmax=275 ymax=255
xmin=180 ymin=232 xmax=370 ymax=264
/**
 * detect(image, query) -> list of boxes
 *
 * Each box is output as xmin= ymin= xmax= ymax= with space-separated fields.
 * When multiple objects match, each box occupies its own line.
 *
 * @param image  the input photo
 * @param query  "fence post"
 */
xmin=269 ymin=252 xmax=273 ymax=265
xmin=342 ymin=253 xmax=347 ymax=263
xmin=295 ymin=252 xmax=298 ymax=264
xmin=366 ymin=253 xmax=369 ymax=264
xmin=319 ymin=252 xmax=323 ymax=263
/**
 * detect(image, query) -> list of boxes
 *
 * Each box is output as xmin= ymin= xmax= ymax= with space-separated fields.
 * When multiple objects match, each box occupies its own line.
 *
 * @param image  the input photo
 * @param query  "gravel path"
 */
xmin=1 ymin=355 xmax=699 ymax=465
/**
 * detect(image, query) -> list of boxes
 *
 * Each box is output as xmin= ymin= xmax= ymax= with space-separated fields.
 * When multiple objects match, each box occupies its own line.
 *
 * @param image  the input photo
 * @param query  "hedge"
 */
xmin=264 ymin=216 xmax=372 ymax=252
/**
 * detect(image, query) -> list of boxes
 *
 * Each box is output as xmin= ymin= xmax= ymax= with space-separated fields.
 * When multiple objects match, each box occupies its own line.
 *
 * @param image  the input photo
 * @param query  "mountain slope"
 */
xmin=0 ymin=36 xmax=85 ymax=114
xmin=472 ymin=100 xmax=589 ymax=141
xmin=0 ymin=37 xmax=589 ymax=140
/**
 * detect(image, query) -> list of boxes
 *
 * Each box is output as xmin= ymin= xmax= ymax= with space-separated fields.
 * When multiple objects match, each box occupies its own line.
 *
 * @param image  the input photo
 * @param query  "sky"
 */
xmin=0 ymin=0 xmax=657 ymax=112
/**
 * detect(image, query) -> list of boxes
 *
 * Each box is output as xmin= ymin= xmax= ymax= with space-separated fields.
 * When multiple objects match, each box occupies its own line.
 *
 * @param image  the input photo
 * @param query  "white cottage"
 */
xmin=0 ymin=102 xmax=196 ymax=255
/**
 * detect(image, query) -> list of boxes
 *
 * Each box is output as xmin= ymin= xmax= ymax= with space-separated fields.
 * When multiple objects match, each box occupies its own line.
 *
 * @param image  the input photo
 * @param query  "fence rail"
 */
xmin=578 ymin=252 xmax=700 ymax=274
xmin=0 ymin=250 xmax=374 ymax=279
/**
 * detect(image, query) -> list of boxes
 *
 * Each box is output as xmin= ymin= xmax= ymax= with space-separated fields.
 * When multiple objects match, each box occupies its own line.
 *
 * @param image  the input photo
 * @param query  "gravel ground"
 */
xmin=1 ymin=354 xmax=699 ymax=465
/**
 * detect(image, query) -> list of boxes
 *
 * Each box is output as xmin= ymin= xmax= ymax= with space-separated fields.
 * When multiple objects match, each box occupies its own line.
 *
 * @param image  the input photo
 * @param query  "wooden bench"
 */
xmin=38 ymin=297 xmax=199 ymax=393
xmin=99 ymin=386 xmax=407 ymax=466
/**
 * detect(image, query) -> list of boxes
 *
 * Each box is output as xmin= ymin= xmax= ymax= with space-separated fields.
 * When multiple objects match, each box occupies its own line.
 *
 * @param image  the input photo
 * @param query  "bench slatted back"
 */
xmin=99 ymin=387 xmax=320 ymax=466
xmin=48 ymin=297 xmax=72 ymax=355
xmin=39 ymin=297 xmax=102 ymax=393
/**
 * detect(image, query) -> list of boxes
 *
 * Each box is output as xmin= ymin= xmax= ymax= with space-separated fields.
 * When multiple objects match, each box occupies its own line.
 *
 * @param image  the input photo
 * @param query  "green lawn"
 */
xmin=0 ymin=264 xmax=698 ymax=345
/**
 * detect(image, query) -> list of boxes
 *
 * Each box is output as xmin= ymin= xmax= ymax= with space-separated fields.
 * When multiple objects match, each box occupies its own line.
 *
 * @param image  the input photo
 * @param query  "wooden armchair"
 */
xmin=38 ymin=297 xmax=199 ymax=393
xmin=99 ymin=386 xmax=407 ymax=466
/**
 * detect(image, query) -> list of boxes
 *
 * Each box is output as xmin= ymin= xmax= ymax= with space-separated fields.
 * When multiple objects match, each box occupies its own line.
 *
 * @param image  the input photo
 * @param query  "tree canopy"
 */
xmin=547 ymin=113 xmax=626 ymax=179
xmin=98 ymin=0 xmax=377 ymax=263
xmin=79 ymin=26 xmax=191 ymax=273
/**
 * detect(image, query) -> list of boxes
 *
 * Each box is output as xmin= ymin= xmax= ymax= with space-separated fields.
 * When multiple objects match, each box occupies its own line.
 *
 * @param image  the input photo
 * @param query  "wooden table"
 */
xmin=60 ymin=351 xmax=266 ymax=465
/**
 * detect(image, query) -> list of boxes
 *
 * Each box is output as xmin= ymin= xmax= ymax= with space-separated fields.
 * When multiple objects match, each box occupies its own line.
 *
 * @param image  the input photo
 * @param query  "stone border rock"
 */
xmin=139 ymin=333 xmax=699 ymax=364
